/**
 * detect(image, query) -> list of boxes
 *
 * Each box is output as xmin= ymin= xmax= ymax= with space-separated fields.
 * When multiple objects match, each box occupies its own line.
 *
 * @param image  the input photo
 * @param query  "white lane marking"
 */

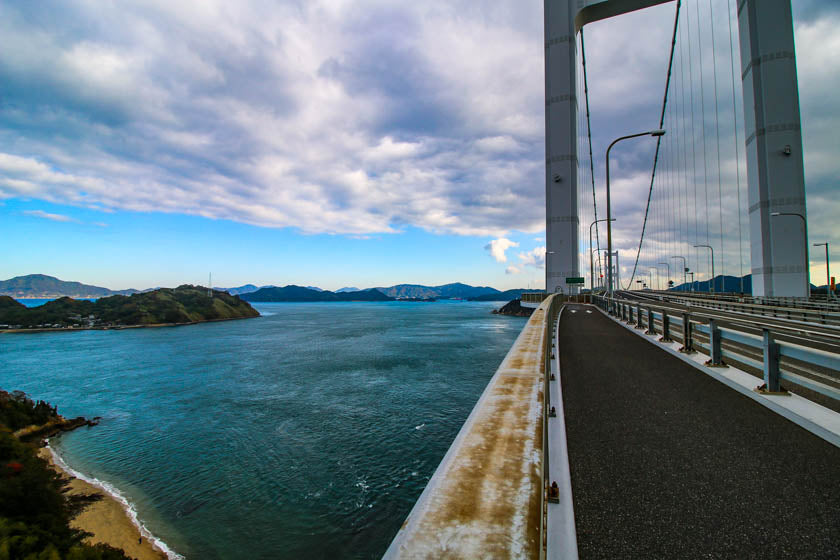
xmin=586 ymin=310 xmax=592 ymax=314
xmin=570 ymin=310 xmax=577 ymax=313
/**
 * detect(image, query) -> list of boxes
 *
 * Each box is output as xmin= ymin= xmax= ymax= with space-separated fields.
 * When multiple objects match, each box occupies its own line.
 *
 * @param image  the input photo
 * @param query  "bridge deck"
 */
xmin=559 ymin=304 xmax=840 ymax=559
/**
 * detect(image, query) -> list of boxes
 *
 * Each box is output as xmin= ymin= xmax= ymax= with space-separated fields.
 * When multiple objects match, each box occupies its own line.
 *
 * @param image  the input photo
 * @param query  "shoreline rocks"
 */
xmin=492 ymin=299 xmax=534 ymax=317
xmin=14 ymin=415 xmax=100 ymax=443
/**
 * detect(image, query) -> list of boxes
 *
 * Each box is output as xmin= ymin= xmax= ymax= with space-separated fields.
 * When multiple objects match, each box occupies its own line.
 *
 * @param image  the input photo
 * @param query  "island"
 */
xmin=240 ymin=285 xmax=394 ymax=302
xmin=0 ymin=285 xmax=259 ymax=332
xmin=492 ymin=299 xmax=534 ymax=317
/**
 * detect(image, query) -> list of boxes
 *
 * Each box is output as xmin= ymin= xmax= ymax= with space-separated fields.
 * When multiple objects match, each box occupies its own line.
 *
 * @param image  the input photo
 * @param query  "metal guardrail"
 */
xmin=624 ymin=291 xmax=840 ymax=327
xmin=636 ymin=290 xmax=840 ymax=314
xmin=523 ymin=292 xmax=590 ymax=305
xmin=523 ymin=292 xmax=550 ymax=304
xmin=594 ymin=295 xmax=840 ymax=403
xmin=541 ymin=294 xmax=560 ymax=559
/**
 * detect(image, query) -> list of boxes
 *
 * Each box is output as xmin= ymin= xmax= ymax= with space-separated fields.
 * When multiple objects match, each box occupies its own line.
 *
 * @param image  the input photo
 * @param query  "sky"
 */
xmin=1 ymin=1 xmax=837 ymax=292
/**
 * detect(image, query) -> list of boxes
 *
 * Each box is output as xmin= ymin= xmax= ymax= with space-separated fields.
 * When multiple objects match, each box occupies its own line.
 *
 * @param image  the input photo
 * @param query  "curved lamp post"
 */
xmin=771 ymin=212 xmax=811 ymax=299
xmin=814 ymin=242 xmax=831 ymax=299
xmin=658 ymin=262 xmax=670 ymax=290
xmin=671 ymin=256 xmax=687 ymax=291
xmin=589 ymin=218 xmax=615 ymax=292
xmin=606 ymin=129 xmax=666 ymax=298
xmin=694 ymin=244 xmax=715 ymax=293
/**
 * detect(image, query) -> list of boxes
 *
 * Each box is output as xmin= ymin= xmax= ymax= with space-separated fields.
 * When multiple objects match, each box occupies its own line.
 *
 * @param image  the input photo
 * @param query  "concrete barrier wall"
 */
xmin=383 ymin=296 xmax=554 ymax=559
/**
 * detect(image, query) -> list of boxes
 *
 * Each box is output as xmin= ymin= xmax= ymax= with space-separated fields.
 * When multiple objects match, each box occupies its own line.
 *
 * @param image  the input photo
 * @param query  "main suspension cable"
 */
xmin=580 ymin=30 xmax=603 ymax=281
xmin=623 ymin=0 xmax=682 ymax=289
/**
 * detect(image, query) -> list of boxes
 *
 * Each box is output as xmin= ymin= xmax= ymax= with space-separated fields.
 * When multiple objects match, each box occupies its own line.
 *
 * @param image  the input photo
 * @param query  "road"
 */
xmin=558 ymin=304 xmax=840 ymax=559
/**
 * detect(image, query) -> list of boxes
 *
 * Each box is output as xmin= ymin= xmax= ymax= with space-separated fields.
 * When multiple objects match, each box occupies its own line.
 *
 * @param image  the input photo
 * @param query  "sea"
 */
xmin=0 ymin=301 xmax=527 ymax=559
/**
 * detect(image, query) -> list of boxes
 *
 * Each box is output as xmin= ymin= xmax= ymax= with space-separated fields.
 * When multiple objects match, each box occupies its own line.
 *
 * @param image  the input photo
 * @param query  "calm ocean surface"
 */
xmin=0 ymin=301 xmax=526 ymax=559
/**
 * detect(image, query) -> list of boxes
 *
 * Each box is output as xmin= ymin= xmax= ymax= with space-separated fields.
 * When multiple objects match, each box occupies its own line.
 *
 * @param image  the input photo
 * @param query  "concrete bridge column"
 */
xmin=544 ymin=0 xmax=580 ymax=294
xmin=738 ymin=0 xmax=809 ymax=297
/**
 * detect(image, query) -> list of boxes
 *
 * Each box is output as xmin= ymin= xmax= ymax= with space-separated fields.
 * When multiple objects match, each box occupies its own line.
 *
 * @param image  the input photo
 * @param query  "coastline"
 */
xmin=40 ymin=445 xmax=181 ymax=560
xmin=0 ymin=314 xmax=258 ymax=335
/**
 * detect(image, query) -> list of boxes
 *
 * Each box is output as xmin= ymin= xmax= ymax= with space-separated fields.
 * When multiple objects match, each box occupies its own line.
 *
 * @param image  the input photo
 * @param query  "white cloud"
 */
xmin=485 ymin=237 xmax=519 ymax=262
xmin=0 ymin=1 xmax=545 ymax=237
xmin=505 ymin=265 xmax=521 ymax=274
xmin=22 ymin=210 xmax=77 ymax=223
xmin=518 ymin=246 xmax=546 ymax=269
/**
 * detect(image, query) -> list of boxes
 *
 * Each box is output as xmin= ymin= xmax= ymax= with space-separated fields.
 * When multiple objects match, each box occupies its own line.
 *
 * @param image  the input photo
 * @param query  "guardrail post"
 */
xmin=660 ymin=312 xmax=672 ymax=342
xmin=705 ymin=319 xmax=724 ymax=367
xmin=761 ymin=329 xmax=782 ymax=392
xmin=635 ymin=304 xmax=644 ymax=329
xmin=646 ymin=308 xmax=655 ymax=335
xmin=679 ymin=312 xmax=693 ymax=353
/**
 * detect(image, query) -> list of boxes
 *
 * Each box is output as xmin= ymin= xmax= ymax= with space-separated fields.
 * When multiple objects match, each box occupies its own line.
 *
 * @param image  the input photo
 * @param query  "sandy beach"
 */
xmin=39 ymin=448 xmax=170 ymax=560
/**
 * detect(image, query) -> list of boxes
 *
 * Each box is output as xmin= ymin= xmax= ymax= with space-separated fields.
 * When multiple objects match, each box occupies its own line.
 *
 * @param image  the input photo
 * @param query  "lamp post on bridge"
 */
xmin=589 ymin=218 xmax=615 ymax=293
xmin=694 ymin=244 xmax=715 ymax=294
xmin=671 ymin=256 xmax=687 ymax=292
xmin=606 ymin=129 xmax=666 ymax=299
xmin=814 ymin=242 xmax=832 ymax=300
xmin=688 ymin=272 xmax=695 ymax=293
xmin=658 ymin=262 xmax=670 ymax=291
xmin=771 ymin=212 xmax=811 ymax=299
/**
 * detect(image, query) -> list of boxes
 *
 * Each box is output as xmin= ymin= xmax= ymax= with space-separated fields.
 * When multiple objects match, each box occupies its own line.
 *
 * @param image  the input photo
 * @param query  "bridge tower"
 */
xmin=543 ymin=0 xmax=579 ymax=294
xmin=545 ymin=0 xmax=809 ymax=297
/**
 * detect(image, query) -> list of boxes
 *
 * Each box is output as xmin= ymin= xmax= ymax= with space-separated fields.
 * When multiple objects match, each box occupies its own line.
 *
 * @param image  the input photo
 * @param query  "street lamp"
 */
xmin=589 ymin=218 xmax=615 ymax=292
xmin=658 ymin=262 xmax=670 ymax=290
xmin=771 ymin=212 xmax=811 ymax=299
xmin=606 ymin=129 xmax=666 ymax=299
xmin=590 ymin=249 xmax=602 ymax=289
xmin=671 ymin=256 xmax=687 ymax=291
xmin=694 ymin=244 xmax=715 ymax=293
xmin=814 ymin=242 xmax=832 ymax=299
xmin=688 ymin=271 xmax=695 ymax=292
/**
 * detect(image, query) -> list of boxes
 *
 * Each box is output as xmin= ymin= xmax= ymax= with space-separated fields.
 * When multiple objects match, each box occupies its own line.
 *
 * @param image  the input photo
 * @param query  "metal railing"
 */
xmin=633 ymin=290 xmax=840 ymax=314
xmin=622 ymin=291 xmax=840 ymax=327
xmin=593 ymin=295 xmax=840 ymax=403
xmin=541 ymin=294 xmax=561 ymax=559
xmin=523 ymin=292 xmax=590 ymax=305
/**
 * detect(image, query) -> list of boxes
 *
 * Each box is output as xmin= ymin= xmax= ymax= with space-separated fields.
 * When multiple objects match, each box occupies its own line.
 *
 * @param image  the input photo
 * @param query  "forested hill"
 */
xmin=0 ymin=285 xmax=259 ymax=329
xmin=374 ymin=282 xmax=499 ymax=299
xmin=0 ymin=274 xmax=137 ymax=298
xmin=241 ymin=285 xmax=393 ymax=302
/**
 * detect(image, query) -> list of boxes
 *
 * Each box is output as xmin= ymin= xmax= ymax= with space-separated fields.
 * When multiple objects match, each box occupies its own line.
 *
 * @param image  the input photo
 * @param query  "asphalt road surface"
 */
xmin=559 ymin=304 xmax=840 ymax=559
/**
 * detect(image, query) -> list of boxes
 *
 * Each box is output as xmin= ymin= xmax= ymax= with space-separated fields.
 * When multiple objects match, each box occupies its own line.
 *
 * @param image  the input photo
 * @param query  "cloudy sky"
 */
xmin=1 ymin=1 xmax=837 ymax=291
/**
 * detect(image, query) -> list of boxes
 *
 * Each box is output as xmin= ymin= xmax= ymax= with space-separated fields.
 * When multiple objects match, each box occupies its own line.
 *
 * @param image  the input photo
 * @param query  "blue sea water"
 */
xmin=18 ymin=298 xmax=97 ymax=307
xmin=0 ymin=301 xmax=526 ymax=559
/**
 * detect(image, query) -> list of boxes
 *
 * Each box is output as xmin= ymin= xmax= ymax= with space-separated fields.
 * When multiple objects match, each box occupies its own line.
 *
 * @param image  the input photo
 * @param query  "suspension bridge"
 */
xmin=384 ymin=1 xmax=839 ymax=558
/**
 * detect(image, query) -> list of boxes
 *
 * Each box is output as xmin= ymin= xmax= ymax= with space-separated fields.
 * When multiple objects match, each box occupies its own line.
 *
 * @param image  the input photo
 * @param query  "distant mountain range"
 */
xmin=0 ymin=275 xmax=138 ymax=298
xmin=375 ymin=283 xmax=500 ymax=299
xmin=4 ymin=275 xmax=532 ymax=302
xmin=240 ymin=286 xmax=392 ymax=302
xmin=218 ymin=284 xmax=276 ymax=296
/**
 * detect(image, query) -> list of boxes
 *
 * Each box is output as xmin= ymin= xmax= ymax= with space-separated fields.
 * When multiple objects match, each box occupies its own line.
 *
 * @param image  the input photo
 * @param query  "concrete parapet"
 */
xmin=383 ymin=297 xmax=553 ymax=559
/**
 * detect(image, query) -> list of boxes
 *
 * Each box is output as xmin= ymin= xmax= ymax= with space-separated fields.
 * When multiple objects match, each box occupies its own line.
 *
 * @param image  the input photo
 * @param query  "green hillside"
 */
xmin=0 ymin=285 xmax=259 ymax=329
xmin=0 ymin=274 xmax=137 ymax=298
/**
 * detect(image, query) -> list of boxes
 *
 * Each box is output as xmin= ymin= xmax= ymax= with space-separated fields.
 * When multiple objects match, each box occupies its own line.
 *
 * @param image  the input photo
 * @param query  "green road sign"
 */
xmin=565 ymin=277 xmax=585 ymax=284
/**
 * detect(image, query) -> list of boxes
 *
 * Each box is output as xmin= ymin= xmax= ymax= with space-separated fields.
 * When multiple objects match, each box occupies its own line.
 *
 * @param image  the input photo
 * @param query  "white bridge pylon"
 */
xmin=545 ymin=0 xmax=809 ymax=297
